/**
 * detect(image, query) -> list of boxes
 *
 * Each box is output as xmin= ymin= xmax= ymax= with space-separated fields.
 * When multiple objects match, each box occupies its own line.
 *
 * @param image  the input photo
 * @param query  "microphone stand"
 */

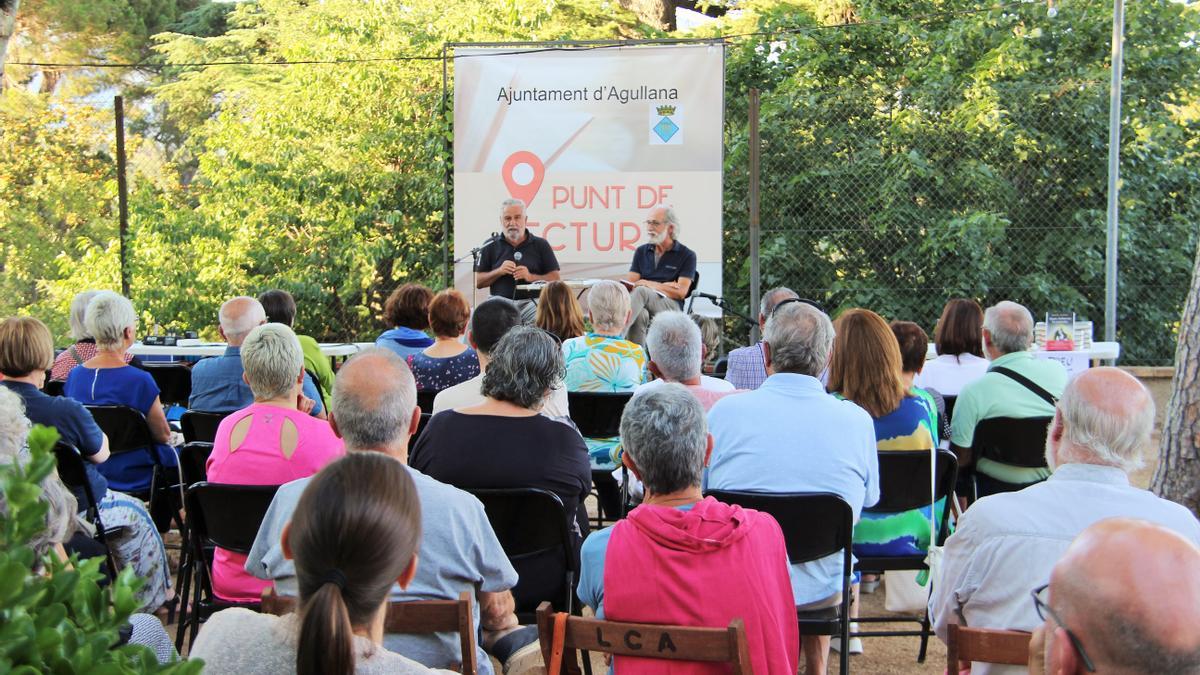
xmin=455 ymin=234 xmax=501 ymax=311
xmin=703 ymin=294 xmax=757 ymax=330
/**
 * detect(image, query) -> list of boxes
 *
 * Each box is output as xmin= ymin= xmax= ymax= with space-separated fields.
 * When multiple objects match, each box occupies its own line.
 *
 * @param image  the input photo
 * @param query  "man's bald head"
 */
xmin=219 ymin=296 xmax=267 ymax=346
xmin=1046 ymin=367 xmax=1154 ymax=473
xmin=1047 ymin=518 xmax=1200 ymax=674
xmin=982 ymin=300 xmax=1034 ymax=354
xmin=329 ymin=348 xmax=418 ymax=457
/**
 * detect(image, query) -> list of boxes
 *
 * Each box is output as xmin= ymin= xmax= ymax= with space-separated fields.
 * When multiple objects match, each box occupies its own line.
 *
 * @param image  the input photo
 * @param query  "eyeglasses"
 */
xmin=1031 ymin=584 xmax=1096 ymax=672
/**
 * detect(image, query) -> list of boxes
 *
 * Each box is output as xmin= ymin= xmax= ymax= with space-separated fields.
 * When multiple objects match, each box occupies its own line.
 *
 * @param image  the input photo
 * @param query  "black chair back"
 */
xmin=972 ymin=416 xmax=1053 ymax=468
xmin=43 ymin=379 xmax=65 ymax=397
xmin=142 ymin=362 xmax=192 ymax=407
xmin=867 ymin=449 xmax=958 ymax=515
xmin=180 ymin=410 xmax=228 ymax=444
xmin=416 ymin=390 xmax=437 ymax=414
xmin=712 ymin=356 xmax=729 ymax=378
xmin=566 ymin=391 xmax=634 ymax=438
xmin=703 ymin=490 xmax=852 ymax=565
xmin=469 ymin=487 xmax=577 ymax=618
xmin=179 ymin=442 xmax=213 ymax=487
xmin=53 ymin=440 xmax=118 ymax=580
xmin=84 ymin=405 xmax=156 ymax=455
xmin=186 ymin=482 xmax=280 ymax=555
xmin=942 ymin=395 xmax=957 ymax=425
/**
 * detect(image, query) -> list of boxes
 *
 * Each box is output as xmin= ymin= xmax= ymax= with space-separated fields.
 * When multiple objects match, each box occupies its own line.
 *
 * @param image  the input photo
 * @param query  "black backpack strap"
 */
xmin=990 ymin=366 xmax=1058 ymax=406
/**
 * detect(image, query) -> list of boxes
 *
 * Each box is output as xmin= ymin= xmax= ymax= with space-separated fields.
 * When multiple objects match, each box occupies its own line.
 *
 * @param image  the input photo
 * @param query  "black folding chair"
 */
xmin=180 ymin=410 xmax=228 ymax=444
xmin=566 ymin=391 xmax=633 ymax=526
xmin=142 ymin=362 xmax=193 ymax=408
xmin=52 ymin=441 xmax=120 ymax=580
xmin=468 ymin=488 xmax=578 ymax=623
xmin=84 ymin=404 xmax=181 ymax=533
xmin=42 ymin=379 xmax=65 ymax=397
xmin=417 ymin=390 xmax=437 ymax=414
xmin=704 ymin=490 xmax=854 ymax=675
xmin=712 ymin=355 xmax=729 ymax=378
xmin=942 ymin=395 xmax=957 ymax=426
xmin=853 ymin=449 xmax=958 ymax=662
xmin=176 ymin=482 xmax=280 ymax=650
xmin=968 ymin=416 xmax=1052 ymax=502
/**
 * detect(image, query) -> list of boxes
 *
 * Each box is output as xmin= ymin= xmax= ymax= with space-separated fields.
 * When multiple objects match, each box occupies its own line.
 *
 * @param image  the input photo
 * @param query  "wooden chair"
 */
xmin=261 ymin=588 xmax=478 ymax=674
xmin=536 ymin=602 xmax=751 ymax=674
xmin=946 ymin=624 xmax=1031 ymax=670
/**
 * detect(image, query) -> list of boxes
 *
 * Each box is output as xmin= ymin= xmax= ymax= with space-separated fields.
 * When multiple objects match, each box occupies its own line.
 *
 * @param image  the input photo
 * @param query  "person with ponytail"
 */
xmin=190 ymin=453 xmax=452 ymax=674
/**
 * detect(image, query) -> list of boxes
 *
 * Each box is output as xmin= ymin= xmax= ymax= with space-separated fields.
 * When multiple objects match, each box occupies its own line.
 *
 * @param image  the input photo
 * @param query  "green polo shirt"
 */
xmin=950 ymin=350 xmax=1068 ymax=484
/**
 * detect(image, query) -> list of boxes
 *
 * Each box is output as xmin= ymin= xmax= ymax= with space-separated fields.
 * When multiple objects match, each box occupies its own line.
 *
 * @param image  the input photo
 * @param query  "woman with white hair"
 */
xmin=562 ymin=280 xmax=646 ymax=467
xmin=62 ymin=292 xmax=177 ymax=496
xmin=49 ymin=290 xmax=141 ymax=382
xmin=205 ymin=323 xmax=344 ymax=603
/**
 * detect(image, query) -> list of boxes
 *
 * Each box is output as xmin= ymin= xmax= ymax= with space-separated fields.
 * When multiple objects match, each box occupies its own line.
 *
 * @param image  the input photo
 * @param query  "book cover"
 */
xmin=1045 ymin=312 xmax=1076 ymax=351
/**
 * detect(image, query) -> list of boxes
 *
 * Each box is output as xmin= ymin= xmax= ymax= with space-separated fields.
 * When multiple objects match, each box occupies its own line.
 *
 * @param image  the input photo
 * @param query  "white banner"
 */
xmin=452 ymin=43 xmax=725 ymax=309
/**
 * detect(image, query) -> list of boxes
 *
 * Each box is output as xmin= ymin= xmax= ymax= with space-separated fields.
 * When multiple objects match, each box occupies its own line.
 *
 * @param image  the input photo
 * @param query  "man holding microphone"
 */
xmin=475 ymin=198 xmax=561 ymax=323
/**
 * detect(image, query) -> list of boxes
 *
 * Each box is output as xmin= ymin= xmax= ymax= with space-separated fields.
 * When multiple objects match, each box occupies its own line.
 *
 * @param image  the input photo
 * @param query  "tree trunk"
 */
xmin=0 ymin=0 xmax=19 ymax=87
xmin=618 ymin=0 xmax=674 ymax=31
xmin=1152 ymin=238 xmax=1200 ymax=518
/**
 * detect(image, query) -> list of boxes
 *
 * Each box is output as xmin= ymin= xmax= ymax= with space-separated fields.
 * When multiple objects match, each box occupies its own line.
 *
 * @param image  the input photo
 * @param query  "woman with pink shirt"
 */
xmin=206 ymin=323 xmax=344 ymax=602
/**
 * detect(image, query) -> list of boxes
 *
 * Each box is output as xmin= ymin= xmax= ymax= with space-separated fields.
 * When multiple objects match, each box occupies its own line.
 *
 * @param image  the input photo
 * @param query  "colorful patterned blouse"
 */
xmin=562 ymin=333 xmax=647 ymax=469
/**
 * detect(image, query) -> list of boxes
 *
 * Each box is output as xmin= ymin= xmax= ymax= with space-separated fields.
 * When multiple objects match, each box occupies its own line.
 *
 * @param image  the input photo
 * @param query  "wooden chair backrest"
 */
xmin=947 ymin=624 xmax=1031 ymax=669
xmin=536 ymin=602 xmax=751 ymax=674
xmin=260 ymin=588 xmax=477 ymax=674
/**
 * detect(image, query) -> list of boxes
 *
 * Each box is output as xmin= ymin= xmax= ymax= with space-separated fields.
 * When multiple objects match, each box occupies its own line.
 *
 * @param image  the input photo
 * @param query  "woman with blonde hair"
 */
xmin=535 ymin=281 xmax=585 ymax=342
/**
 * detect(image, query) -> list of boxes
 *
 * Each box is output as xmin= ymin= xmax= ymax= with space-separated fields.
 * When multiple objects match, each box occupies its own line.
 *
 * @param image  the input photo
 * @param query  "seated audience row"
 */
xmin=49 ymin=290 xmax=142 ymax=382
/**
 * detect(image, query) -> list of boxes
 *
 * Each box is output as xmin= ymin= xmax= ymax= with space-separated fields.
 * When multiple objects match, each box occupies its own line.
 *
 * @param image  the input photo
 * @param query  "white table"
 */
xmin=129 ymin=341 xmax=364 ymax=358
xmin=924 ymin=342 xmax=1121 ymax=377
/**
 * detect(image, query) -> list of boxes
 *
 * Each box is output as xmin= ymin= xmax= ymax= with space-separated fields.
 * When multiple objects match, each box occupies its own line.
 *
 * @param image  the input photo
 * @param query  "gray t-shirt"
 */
xmin=190 ymin=608 xmax=455 ymax=674
xmin=245 ymin=465 xmax=518 ymax=674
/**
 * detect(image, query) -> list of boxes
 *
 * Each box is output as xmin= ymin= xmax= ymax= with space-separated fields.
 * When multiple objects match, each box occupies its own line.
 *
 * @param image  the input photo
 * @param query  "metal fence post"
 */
xmin=748 ymin=88 xmax=761 ymax=344
xmin=114 ymin=95 xmax=130 ymax=298
xmin=1104 ymin=0 xmax=1125 ymax=344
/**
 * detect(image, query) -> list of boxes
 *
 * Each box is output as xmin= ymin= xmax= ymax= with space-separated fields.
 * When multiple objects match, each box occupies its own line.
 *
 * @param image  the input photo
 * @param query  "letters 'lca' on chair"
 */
xmin=261 ymin=588 xmax=478 ymax=675
xmin=536 ymin=602 xmax=752 ymax=675
xmin=946 ymin=624 xmax=1031 ymax=671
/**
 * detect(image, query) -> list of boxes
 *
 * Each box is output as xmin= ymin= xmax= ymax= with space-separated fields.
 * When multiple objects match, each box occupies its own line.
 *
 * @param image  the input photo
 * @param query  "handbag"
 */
xmin=884 ymin=446 xmax=943 ymax=613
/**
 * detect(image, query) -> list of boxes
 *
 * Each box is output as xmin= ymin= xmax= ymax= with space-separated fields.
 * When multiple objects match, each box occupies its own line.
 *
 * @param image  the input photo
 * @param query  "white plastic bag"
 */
xmin=884 ymin=569 xmax=930 ymax=613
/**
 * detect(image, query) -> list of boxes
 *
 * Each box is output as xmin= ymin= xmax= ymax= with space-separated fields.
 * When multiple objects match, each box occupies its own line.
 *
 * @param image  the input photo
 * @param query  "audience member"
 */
xmin=259 ymin=289 xmax=334 ymax=406
xmin=0 ymin=317 xmax=171 ymax=613
xmin=63 ymin=293 xmax=179 ymax=495
xmin=376 ymin=284 xmax=435 ymax=359
xmin=931 ymin=368 xmax=1200 ymax=675
xmin=707 ymin=300 xmax=878 ymax=675
xmin=0 ymin=387 xmax=177 ymax=663
xmin=432 ymin=297 xmax=568 ymax=419
xmin=723 ymin=287 xmax=799 ymax=390
xmin=50 ymin=290 xmax=141 ymax=382
xmin=205 ymin=323 xmax=344 ymax=603
xmin=690 ymin=313 xmax=721 ymax=373
xmin=636 ymin=311 xmax=737 ymax=410
xmin=827 ymin=309 xmax=940 ymax=653
xmin=891 ymin=320 xmax=951 ymax=445
xmin=189 ymin=296 xmax=325 ymax=417
xmin=915 ymin=298 xmax=989 ymax=396
xmin=950 ymin=301 xmax=1067 ymax=495
xmin=411 ymin=326 xmax=591 ymax=542
xmin=563 ymin=279 xmax=646 ymax=472
xmin=534 ymin=280 xmax=585 ymax=342
xmin=578 ymin=385 xmax=799 ymax=674
xmin=407 ymin=289 xmax=479 ymax=392
xmin=192 ymin=453 xmax=451 ymax=674
xmin=247 ymin=348 xmax=539 ymax=673
xmin=621 ymin=206 xmax=697 ymax=345
xmin=1027 ymin=518 xmax=1200 ymax=675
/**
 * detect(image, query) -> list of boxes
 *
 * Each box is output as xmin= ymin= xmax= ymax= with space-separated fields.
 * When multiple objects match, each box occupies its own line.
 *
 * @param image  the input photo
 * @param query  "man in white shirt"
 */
xmin=433 ymin=297 xmax=569 ymax=418
xmin=1027 ymin=518 xmax=1200 ymax=675
xmin=931 ymin=367 xmax=1200 ymax=675
xmin=635 ymin=310 xmax=737 ymax=410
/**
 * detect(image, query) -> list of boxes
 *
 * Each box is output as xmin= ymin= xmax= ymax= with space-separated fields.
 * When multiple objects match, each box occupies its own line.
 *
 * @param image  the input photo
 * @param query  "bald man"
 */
xmin=245 ymin=348 xmax=541 ymax=672
xmin=1029 ymin=518 xmax=1200 ymax=674
xmin=930 ymin=367 xmax=1200 ymax=675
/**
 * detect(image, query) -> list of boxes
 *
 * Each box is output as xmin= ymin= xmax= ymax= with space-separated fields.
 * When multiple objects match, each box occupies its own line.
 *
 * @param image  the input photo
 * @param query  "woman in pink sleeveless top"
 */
xmin=205 ymin=324 xmax=343 ymax=602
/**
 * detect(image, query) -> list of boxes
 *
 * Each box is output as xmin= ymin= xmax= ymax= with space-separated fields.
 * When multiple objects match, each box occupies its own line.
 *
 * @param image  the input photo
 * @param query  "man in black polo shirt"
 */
xmin=622 ymin=205 xmax=697 ymax=345
xmin=475 ymin=198 xmax=561 ymax=322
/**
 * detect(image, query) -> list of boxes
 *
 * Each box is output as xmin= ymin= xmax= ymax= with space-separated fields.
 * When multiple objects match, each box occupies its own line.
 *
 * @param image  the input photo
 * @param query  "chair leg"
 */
xmin=174 ymin=553 xmax=193 ymax=651
xmin=917 ymin=609 xmax=931 ymax=663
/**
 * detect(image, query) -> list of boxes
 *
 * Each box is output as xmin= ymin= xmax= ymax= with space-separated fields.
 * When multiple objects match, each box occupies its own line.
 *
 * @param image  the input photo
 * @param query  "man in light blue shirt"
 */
xmin=707 ymin=300 xmax=879 ymax=675
xmin=189 ymin=296 xmax=324 ymax=416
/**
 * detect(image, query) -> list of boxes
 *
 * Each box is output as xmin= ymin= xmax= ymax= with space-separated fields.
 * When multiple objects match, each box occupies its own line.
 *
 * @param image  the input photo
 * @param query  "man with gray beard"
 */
xmin=930 ymin=367 xmax=1200 ymax=675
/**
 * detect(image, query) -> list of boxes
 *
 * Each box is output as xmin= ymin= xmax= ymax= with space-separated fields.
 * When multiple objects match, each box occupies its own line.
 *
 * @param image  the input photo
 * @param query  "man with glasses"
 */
xmin=1027 ymin=518 xmax=1200 ymax=675
xmin=931 ymin=368 xmax=1200 ymax=675
xmin=622 ymin=205 xmax=697 ymax=345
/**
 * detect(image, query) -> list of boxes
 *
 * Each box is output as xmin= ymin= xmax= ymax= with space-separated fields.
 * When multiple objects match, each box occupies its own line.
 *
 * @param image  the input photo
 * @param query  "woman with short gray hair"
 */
xmin=411 ymin=325 xmax=592 ymax=544
xmin=205 ymin=323 xmax=345 ymax=604
xmin=50 ymin=290 xmax=140 ymax=382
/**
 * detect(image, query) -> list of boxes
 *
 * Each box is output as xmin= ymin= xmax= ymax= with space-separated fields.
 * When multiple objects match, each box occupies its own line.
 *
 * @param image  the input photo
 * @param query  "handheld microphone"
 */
xmin=513 ymin=251 xmax=523 ymax=263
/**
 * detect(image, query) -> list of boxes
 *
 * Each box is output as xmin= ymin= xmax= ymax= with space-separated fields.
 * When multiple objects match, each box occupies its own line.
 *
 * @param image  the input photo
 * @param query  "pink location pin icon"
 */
xmin=502 ymin=151 xmax=545 ymax=207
